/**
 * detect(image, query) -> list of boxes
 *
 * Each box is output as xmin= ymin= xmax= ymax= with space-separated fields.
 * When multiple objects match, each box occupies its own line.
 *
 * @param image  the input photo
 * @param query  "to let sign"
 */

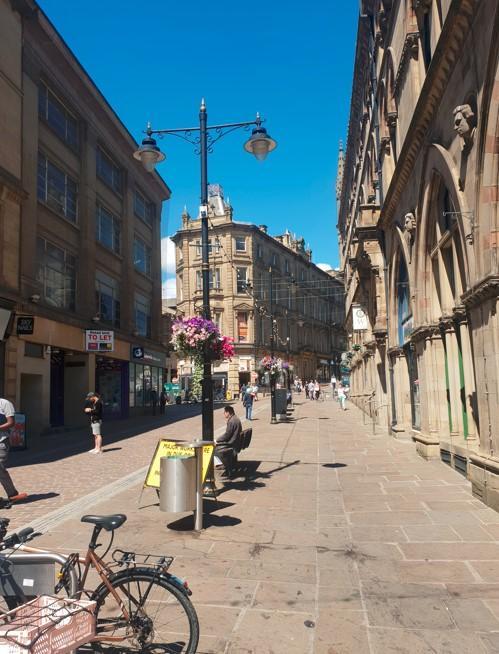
xmin=85 ymin=329 xmax=114 ymax=352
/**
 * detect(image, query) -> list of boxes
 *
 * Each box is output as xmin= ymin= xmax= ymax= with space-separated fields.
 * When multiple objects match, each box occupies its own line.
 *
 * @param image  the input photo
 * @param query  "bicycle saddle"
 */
xmin=81 ymin=514 xmax=127 ymax=531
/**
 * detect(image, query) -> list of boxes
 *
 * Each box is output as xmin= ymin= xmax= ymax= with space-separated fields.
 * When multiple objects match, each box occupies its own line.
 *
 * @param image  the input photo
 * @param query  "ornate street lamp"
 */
xmin=133 ymin=100 xmax=277 ymax=442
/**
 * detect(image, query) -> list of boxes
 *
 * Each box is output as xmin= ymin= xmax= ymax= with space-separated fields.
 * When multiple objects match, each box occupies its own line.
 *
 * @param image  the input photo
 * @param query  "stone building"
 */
xmin=0 ymin=0 xmax=170 ymax=438
xmin=172 ymin=185 xmax=346 ymax=395
xmin=338 ymin=0 xmax=499 ymax=507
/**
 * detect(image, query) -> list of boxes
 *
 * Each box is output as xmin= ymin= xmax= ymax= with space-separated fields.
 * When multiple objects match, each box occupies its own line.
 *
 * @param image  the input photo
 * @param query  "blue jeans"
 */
xmin=245 ymin=404 xmax=253 ymax=420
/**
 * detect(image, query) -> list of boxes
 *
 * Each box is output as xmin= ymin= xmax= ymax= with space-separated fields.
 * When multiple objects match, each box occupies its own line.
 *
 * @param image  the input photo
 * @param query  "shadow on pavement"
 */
xmin=322 ymin=463 xmax=348 ymax=469
xmin=14 ymin=492 xmax=60 ymax=505
xmin=166 ymin=499 xmax=239 ymax=531
xmin=9 ymin=403 xmax=229 ymax=468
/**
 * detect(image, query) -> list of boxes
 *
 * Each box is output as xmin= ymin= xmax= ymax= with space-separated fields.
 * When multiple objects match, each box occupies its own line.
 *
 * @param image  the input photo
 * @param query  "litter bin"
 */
xmin=159 ymin=455 xmax=196 ymax=513
xmin=275 ymin=389 xmax=288 ymax=415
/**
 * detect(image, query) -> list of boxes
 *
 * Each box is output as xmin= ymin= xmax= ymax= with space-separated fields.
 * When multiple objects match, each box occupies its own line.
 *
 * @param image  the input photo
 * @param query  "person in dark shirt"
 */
xmin=84 ymin=392 xmax=103 ymax=454
xmin=215 ymin=405 xmax=242 ymax=479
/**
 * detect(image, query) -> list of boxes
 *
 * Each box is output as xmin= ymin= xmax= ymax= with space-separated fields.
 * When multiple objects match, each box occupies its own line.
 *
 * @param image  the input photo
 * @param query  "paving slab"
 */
xmin=10 ymin=394 xmax=499 ymax=652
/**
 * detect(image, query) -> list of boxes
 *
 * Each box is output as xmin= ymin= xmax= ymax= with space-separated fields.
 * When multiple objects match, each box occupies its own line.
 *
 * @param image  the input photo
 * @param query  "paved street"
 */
xmin=8 ymin=395 xmax=499 ymax=653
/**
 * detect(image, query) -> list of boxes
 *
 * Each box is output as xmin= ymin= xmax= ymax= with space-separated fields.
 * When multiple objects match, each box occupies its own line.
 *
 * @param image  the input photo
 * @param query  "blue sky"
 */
xmin=39 ymin=0 xmax=358 ymax=297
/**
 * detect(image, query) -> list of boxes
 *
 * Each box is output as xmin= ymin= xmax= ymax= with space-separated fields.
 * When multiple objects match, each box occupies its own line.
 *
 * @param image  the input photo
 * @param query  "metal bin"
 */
xmin=159 ymin=455 xmax=196 ymax=513
xmin=275 ymin=388 xmax=288 ymax=416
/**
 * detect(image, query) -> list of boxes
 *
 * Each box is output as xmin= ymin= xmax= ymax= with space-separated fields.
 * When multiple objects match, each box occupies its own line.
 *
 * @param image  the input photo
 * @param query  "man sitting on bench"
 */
xmin=215 ymin=405 xmax=242 ymax=479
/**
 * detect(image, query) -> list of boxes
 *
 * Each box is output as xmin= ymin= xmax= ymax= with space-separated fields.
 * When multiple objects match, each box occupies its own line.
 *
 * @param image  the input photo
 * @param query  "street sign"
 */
xmin=144 ymin=439 xmax=214 ymax=488
xmin=16 ymin=316 xmax=34 ymax=335
xmin=85 ymin=330 xmax=114 ymax=352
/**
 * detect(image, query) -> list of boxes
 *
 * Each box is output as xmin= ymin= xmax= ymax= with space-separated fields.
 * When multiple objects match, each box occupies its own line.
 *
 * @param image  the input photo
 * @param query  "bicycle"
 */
xmin=0 ymin=514 xmax=200 ymax=653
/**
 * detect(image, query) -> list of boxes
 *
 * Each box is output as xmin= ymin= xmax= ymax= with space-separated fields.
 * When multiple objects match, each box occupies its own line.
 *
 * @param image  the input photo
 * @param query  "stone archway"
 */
xmin=414 ymin=145 xmax=478 ymax=455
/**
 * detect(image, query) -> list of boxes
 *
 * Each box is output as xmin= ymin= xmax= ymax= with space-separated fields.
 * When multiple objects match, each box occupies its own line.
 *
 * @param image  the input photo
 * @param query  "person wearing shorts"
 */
xmin=84 ymin=392 xmax=103 ymax=454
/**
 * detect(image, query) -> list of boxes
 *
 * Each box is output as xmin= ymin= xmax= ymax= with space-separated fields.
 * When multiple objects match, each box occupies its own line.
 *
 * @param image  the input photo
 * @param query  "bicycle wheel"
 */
xmin=91 ymin=568 xmax=199 ymax=653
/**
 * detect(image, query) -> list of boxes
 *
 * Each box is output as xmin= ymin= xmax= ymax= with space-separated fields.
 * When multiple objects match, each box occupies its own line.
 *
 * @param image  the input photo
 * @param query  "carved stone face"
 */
xmin=404 ymin=213 xmax=416 ymax=232
xmin=453 ymin=104 xmax=475 ymax=138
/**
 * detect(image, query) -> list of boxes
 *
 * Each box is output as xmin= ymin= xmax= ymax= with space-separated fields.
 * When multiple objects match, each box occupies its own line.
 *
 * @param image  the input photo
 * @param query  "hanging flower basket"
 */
xmin=171 ymin=317 xmax=234 ymax=363
xmin=259 ymin=355 xmax=284 ymax=378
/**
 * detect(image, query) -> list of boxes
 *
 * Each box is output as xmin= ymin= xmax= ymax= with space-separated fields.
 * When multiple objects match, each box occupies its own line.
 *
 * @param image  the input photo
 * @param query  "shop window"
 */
xmin=133 ymin=236 xmax=152 ymax=276
xmin=96 ymin=271 xmax=120 ymax=327
xmin=237 ymin=312 xmax=248 ymax=342
xmin=36 ymin=237 xmax=76 ymax=310
xmin=96 ymin=147 xmax=122 ymax=194
xmin=37 ymin=154 xmax=78 ymax=223
xmin=129 ymin=363 xmax=135 ymax=408
xmin=96 ymin=204 xmax=120 ymax=253
xmin=143 ymin=365 xmax=152 ymax=406
xmin=135 ymin=364 xmax=144 ymax=406
xmin=135 ymin=293 xmax=151 ymax=338
xmin=38 ymin=82 xmax=78 ymax=149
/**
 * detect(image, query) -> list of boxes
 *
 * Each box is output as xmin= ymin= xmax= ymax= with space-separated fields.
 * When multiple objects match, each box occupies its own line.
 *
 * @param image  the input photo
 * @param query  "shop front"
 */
xmin=129 ymin=346 xmax=166 ymax=415
xmin=96 ymin=356 xmax=129 ymax=419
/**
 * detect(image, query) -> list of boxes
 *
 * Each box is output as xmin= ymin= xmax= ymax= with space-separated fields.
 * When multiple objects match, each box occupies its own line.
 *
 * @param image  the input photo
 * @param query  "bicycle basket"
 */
xmin=0 ymin=595 xmax=95 ymax=654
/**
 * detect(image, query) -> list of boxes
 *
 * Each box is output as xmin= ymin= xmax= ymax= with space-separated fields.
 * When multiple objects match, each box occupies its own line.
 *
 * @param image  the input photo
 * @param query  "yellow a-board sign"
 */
xmin=144 ymin=439 xmax=215 ymax=488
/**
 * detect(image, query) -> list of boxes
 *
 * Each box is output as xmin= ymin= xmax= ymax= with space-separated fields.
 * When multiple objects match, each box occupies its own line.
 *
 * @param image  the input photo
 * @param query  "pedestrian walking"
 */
xmin=314 ymin=380 xmax=320 ymax=400
xmin=84 ymin=392 xmax=103 ymax=454
xmin=308 ymin=380 xmax=314 ymax=400
xmin=338 ymin=383 xmax=347 ymax=410
xmin=242 ymin=386 xmax=254 ymax=420
xmin=330 ymin=375 xmax=337 ymax=399
xmin=159 ymin=390 xmax=167 ymax=415
xmin=0 ymin=397 xmax=27 ymax=502
xmin=150 ymin=389 xmax=158 ymax=416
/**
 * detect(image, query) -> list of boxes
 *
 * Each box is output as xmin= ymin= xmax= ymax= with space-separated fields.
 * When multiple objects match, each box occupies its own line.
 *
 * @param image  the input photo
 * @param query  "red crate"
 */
xmin=0 ymin=595 xmax=96 ymax=654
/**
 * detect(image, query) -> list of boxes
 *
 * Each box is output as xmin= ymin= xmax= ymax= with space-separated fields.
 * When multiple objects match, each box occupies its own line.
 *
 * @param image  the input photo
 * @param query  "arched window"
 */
xmin=397 ymin=256 xmax=411 ymax=346
xmin=428 ymin=179 xmax=467 ymax=316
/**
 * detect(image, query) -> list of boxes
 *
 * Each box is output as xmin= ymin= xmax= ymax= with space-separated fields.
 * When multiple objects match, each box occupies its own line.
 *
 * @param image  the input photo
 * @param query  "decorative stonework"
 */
xmin=394 ymin=32 xmax=419 ymax=95
xmin=380 ymin=135 xmax=391 ymax=155
xmin=462 ymin=274 xmax=499 ymax=309
xmin=386 ymin=111 xmax=398 ymax=130
xmin=453 ymin=104 xmax=476 ymax=151
xmin=403 ymin=212 xmax=416 ymax=263
xmin=412 ymin=0 xmax=432 ymax=11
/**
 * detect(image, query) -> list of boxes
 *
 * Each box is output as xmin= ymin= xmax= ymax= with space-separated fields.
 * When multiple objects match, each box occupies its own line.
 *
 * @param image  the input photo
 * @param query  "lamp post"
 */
xmin=134 ymin=101 xmax=277 ymax=441
xmin=268 ymin=266 xmax=277 ymax=424
xmin=285 ymin=309 xmax=291 ymax=391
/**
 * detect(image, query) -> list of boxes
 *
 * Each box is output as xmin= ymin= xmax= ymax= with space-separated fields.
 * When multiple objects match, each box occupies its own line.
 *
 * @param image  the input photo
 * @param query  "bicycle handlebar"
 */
xmin=0 ymin=527 xmax=37 ymax=550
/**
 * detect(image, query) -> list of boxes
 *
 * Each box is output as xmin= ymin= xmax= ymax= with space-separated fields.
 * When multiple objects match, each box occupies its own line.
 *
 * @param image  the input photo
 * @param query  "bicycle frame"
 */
xmin=16 ymin=525 xmax=141 ymax=644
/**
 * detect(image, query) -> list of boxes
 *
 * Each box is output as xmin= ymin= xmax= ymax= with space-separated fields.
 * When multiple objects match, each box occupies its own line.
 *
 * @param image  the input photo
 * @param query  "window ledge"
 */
xmin=96 ymin=174 xmax=123 ymax=198
xmin=96 ymin=241 xmax=123 ymax=260
xmin=37 ymin=199 xmax=80 ymax=230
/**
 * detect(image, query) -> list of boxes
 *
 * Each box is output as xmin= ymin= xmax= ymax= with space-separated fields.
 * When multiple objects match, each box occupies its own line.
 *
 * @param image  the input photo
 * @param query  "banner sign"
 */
xmin=353 ymin=306 xmax=369 ymax=331
xmin=85 ymin=330 xmax=114 ymax=352
xmin=144 ymin=439 xmax=214 ymax=488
